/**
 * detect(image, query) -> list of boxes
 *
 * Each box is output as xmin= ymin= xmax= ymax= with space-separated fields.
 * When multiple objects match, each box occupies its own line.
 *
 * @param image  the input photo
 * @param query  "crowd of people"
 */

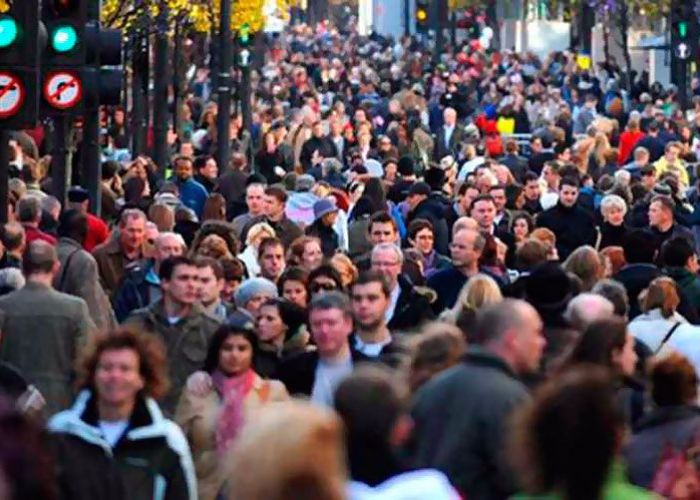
xmin=3 ymin=16 xmax=700 ymax=500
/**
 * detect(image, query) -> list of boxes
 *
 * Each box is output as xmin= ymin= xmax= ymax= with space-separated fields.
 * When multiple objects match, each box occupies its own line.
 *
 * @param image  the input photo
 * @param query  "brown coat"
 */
xmin=174 ymin=373 xmax=288 ymax=500
xmin=92 ymin=235 xmax=138 ymax=297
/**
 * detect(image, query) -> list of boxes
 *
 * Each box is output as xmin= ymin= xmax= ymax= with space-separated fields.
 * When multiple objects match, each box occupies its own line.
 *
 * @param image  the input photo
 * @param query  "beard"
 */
xmin=357 ymin=317 xmax=384 ymax=332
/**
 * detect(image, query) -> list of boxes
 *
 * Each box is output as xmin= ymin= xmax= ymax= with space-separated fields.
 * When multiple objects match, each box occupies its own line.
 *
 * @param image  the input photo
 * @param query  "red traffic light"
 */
xmin=51 ymin=0 xmax=80 ymax=16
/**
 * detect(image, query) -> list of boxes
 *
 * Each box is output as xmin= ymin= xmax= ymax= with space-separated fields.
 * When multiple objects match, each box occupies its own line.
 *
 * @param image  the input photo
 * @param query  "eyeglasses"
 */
xmin=311 ymin=282 xmax=337 ymax=293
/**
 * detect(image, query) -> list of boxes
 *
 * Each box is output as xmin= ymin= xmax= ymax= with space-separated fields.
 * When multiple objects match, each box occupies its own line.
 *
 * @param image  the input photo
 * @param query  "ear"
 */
xmin=389 ymin=415 xmax=414 ymax=448
xmin=52 ymin=260 xmax=61 ymax=275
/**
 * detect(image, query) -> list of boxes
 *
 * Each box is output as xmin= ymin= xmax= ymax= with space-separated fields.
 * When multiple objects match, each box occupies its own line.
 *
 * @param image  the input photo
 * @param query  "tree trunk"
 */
xmin=152 ymin=8 xmax=170 ymax=176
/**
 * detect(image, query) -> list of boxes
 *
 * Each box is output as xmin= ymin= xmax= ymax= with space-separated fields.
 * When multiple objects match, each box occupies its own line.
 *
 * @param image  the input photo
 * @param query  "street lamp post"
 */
xmin=216 ymin=0 xmax=233 ymax=173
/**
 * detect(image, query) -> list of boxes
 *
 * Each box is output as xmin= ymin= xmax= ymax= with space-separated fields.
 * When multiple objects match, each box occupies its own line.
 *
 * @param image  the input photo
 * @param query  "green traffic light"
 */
xmin=240 ymin=23 xmax=250 ymax=44
xmin=679 ymin=21 xmax=688 ymax=38
xmin=52 ymin=25 xmax=78 ymax=53
xmin=0 ymin=16 xmax=18 ymax=49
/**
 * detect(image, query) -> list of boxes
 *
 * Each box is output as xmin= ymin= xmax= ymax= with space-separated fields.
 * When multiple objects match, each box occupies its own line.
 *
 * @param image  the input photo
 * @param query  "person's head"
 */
xmin=258 ymin=237 xmax=286 ymax=282
xmin=515 ymin=239 xmax=548 ymax=270
xmin=227 ymin=401 xmax=346 ymax=500
xmin=664 ymin=141 xmax=682 ymax=163
xmin=202 ymin=193 xmax=227 ymax=222
xmin=408 ymin=323 xmax=466 ymax=390
xmin=256 ymin=297 xmax=307 ymax=347
xmin=470 ymin=194 xmax=496 ymax=230
xmin=452 ymin=273 xmax=503 ymax=318
xmin=42 ymin=195 xmax=62 ymax=221
xmin=542 ymin=162 xmax=561 ymax=189
xmin=600 ymin=194 xmax=627 ymax=226
xmin=568 ymin=317 xmax=637 ymax=377
xmin=287 ymin=236 xmax=323 ymax=272
xmin=633 ymin=146 xmax=650 ymax=166
xmin=512 ymin=213 xmax=534 ymax=242
xmin=221 ymin=258 xmax=246 ymax=300
xmin=370 ymin=243 xmax=403 ymax=290
xmin=562 ymin=246 xmax=605 ymax=291
xmin=16 ymin=195 xmax=41 ymax=225
xmin=194 ymin=257 xmax=224 ymax=306
xmin=443 ymin=107 xmax=457 ymax=126
xmin=591 ymin=279 xmax=630 ymax=318
xmin=278 ymin=267 xmax=309 ymax=308
xmin=264 ymin=186 xmax=288 ymax=220
xmin=405 ymin=182 xmax=430 ymax=212
xmin=57 ymin=208 xmax=88 ymax=245
xmin=23 ymin=240 xmax=59 ymax=278
xmin=246 ymin=183 xmax=267 ymax=216
xmin=564 ymin=293 xmax=615 ymax=331
xmin=308 ymin=264 xmax=344 ymax=297
xmin=159 ymin=256 xmax=199 ymax=306
xmin=367 ymin=211 xmax=398 ymax=245
xmin=330 ymin=253 xmax=359 ymax=289
xmin=642 ymin=276 xmax=680 ymax=318
xmin=622 ymin=229 xmax=657 ymax=264
xmin=203 ymin=324 xmax=258 ymax=376
xmin=194 ymin=155 xmax=218 ymax=180
xmin=523 ymin=172 xmax=541 ymax=201
xmin=153 ymin=232 xmax=185 ymax=264
xmin=450 ymin=228 xmax=485 ymax=271
xmin=118 ymin=208 xmax=147 ymax=252
xmin=173 ymin=155 xmax=194 ymax=181
xmin=351 ymin=270 xmax=391 ymax=332
xmin=472 ymin=299 xmax=545 ymax=374
xmin=661 ymin=236 xmax=698 ymax=272
xmin=648 ymin=195 xmax=675 ymax=230
xmin=649 ymin=353 xmax=698 ymax=407
xmin=309 ymin=291 xmax=354 ymax=359
xmin=489 ymin=185 xmax=507 ymax=214
xmin=233 ymin=277 xmax=278 ymax=315
xmin=148 ymin=203 xmax=175 ymax=232
xmin=558 ymin=177 xmax=580 ymax=208
xmin=407 ymin=219 xmax=434 ymax=255
xmin=78 ymin=328 xmax=169 ymax=406
xmin=510 ymin=367 xmax=622 ymax=500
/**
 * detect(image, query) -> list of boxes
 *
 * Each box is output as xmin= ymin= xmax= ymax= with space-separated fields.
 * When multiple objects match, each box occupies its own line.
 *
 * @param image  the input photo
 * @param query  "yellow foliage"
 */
xmin=0 ymin=0 xmax=10 ymax=14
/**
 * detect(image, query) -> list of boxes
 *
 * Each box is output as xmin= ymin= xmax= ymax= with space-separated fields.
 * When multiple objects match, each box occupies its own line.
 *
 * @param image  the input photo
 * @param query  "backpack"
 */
xmin=650 ymin=431 xmax=700 ymax=499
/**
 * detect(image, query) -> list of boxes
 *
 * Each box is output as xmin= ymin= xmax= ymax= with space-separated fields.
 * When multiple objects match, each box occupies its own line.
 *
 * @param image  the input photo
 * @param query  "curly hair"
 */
xmin=76 ymin=328 xmax=170 ymax=401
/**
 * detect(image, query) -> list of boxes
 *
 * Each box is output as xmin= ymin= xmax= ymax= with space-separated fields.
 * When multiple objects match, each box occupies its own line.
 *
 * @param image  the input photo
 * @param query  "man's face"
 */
xmin=531 ymin=139 xmax=542 ymax=153
xmin=312 ymin=122 xmax=324 ymax=137
xmin=175 ymin=160 xmax=193 ymax=181
xmin=162 ymin=264 xmax=199 ymax=305
xmin=406 ymin=194 xmax=425 ymax=211
xmin=641 ymin=171 xmax=656 ymax=190
xmin=310 ymin=308 xmax=353 ymax=359
xmin=119 ymin=216 xmax=146 ymax=251
xmin=371 ymin=248 xmax=402 ymax=289
xmin=471 ymin=200 xmax=496 ymax=230
xmin=155 ymin=235 xmax=184 ymax=262
xmin=180 ymin=143 xmax=194 ymax=157
xmin=247 ymin=186 xmax=266 ymax=215
xmin=264 ymin=194 xmax=285 ymax=219
xmin=450 ymin=230 xmax=479 ymax=268
xmin=201 ymin=158 xmax=218 ymax=180
xmin=665 ymin=146 xmax=680 ymax=163
xmin=648 ymin=201 xmax=667 ymax=228
xmin=369 ymin=222 xmax=397 ymax=245
xmin=490 ymin=189 xmax=506 ymax=213
xmin=259 ymin=244 xmax=286 ymax=281
xmin=94 ymin=348 xmax=144 ymax=408
xmin=197 ymin=265 xmax=223 ymax=306
xmin=460 ymin=187 xmax=479 ymax=212
xmin=412 ymin=227 xmax=434 ymax=255
xmin=444 ymin=109 xmax=457 ymax=126
xmin=351 ymin=281 xmax=389 ymax=331
xmin=524 ymin=180 xmax=540 ymax=200
xmin=512 ymin=303 xmax=546 ymax=374
xmin=559 ymin=184 xmax=579 ymax=208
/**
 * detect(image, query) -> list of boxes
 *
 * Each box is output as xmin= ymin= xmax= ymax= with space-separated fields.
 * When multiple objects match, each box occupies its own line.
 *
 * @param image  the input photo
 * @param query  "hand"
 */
xmin=186 ymin=371 xmax=213 ymax=396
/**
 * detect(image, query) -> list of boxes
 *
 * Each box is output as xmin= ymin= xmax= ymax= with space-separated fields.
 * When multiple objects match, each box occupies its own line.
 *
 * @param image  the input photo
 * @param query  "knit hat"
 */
xmin=296 ymin=174 xmax=315 ymax=192
xmin=525 ymin=262 xmax=573 ymax=310
xmin=233 ymin=277 xmax=278 ymax=308
xmin=398 ymin=156 xmax=415 ymax=176
xmin=313 ymin=198 xmax=338 ymax=221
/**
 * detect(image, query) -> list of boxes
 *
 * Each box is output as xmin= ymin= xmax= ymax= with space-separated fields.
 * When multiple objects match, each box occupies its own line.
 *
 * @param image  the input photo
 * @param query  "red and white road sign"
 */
xmin=0 ymin=72 xmax=25 ymax=119
xmin=43 ymin=71 xmax=82 ymax=110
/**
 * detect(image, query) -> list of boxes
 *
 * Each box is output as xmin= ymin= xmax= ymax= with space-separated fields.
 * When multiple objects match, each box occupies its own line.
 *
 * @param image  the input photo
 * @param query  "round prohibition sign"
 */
xmin=0 ymin=72 xmax=25 ymax=119
xmin=43 ymin=71 xmax=83 ymax=110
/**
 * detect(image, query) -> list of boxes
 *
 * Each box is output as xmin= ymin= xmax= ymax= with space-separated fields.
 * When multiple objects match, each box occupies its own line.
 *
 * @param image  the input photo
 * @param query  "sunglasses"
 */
xmin=311 ymin=282 xmax=338 ymax=293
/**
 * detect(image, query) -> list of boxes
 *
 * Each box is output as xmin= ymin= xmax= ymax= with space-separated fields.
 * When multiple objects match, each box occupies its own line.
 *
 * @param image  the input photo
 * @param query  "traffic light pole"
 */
xmin=0 ymin=130 xmax=10 ymax=224
xmin=51 ymin=116 xmax=70 ymax=206
xmin=216 ymin=0 xmax=233 ymax=173
xmin=83 ymin=108 xmax=101 ymax=216
xmin=152 ymin=9 xmax=170 ymax=177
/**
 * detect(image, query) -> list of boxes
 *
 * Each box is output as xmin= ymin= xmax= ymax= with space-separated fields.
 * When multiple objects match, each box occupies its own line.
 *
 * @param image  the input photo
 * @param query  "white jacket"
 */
xmin=347 ymin=469 xmax=459 ymax=500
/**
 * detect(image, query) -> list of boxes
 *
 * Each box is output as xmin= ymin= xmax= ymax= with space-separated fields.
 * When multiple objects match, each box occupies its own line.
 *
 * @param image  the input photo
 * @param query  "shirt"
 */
xmin=385 ymin=284 xmax=401 ymax=324
xmin=310 ymin=356 xmax=353 ymax=407
xmin=99 ymin=419 xmax=129 ymax=447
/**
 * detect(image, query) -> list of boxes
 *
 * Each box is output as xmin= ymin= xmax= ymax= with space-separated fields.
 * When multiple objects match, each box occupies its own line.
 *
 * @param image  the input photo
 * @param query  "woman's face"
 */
xmin=256 ymin=304 xmax=287 ymax=344
xmin=612 ymin=334 xmax=638 ymax=377
xmin=282 ymin=279 xmax=308 ymax=307
xmin=302 ymin=241 xmax=323 ymax=270
xmin=604 ymin=206 xmax=625 ymax=226
xmin=413 ymin=228 xmax=434 ymax=254
xmin=513 ymin=218 xmax=530 ymax=241
xmin=94 ymin=348 xmax=145 ymax=409
xmin=218 ymin=334 xmax=254 ymax=376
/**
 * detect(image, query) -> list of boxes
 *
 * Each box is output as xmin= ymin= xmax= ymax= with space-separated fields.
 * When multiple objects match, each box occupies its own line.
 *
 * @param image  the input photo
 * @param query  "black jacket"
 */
xmin=408 ymin=193 xmax=451 ymax=255
xmin=305 ymin=219 xmax=339 ymax=257
xmin=300 ymin=136 xmax=338 ymax=171
xmin=536 ymin=202 xmax=597 ymax=260
xmin=278 ymin=348 xmax=372 ymax=396
xmin=598 ymin=222 xmax=629 ymax=250
xmin=387 ymin=276 xmax=436 ymax=333
xmin=112 ymin=259 xmax=159 ymax=322
xmin=499 ymin=154 xmax=529 ymax=182
xmin=49 ymin=390 xmax=196 ymax=500
xmin=614 ymin=263 xmax=661 ymax=319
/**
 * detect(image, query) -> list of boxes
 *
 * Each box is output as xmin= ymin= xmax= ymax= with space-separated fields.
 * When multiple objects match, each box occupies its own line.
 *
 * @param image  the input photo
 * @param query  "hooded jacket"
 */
xmin=49 ymin=390 xmax=197 ymax=500
xmin=407 ymin=193 xmax=450 ymax=256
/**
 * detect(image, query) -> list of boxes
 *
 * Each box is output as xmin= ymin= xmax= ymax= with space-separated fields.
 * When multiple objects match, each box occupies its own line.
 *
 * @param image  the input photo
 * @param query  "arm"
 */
xmin=163 ymin=423 xmax=198 ymax=500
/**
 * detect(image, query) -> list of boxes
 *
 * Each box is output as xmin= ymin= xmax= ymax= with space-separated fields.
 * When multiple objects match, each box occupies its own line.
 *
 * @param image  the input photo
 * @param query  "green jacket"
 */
xmin=665 ymin=266 xmax=700 ymax=309
xmin=125 ymin=300 xmax=221 ymax=415
xmin=513 ymin=462 xmax=656 ymax=500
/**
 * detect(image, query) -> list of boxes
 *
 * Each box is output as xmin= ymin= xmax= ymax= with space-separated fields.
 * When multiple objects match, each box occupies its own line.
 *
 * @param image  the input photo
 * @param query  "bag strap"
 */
xmin=57 ymin=248 xmax=81 ymax=291
xmin=656 ymin=322 xmax=683 ymax=354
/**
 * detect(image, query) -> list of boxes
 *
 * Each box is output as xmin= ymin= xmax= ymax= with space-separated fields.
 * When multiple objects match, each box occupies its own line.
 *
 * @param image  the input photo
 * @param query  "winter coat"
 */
xmin=49 ymin=390 xmax=196 ymax=500
xmin=0 ymin=281 xmax=94 ymax=416
xmin=174 ymin=372 xmax=288 ymax=500
xmin=93 ymin=235 xmax=139 ymax=297
xmin=54 ymin=237 xmax=116 ymax=330
xmin=407 ymin=194 xmax=450 ymax=256
xmin=598 ymin=222 xmax=629 ymax=250
xmin=665 ymin=266 xmax=700 ymax=313
xmin=410 ymin=348 xmax=529 ymax=499
xmin=306 ymin=219 xmax=339 ymax=257
xmin=286 ymin=191 xmax=320 ymax=227
xmin=614 ymin=263 xmax=661 ymax=319
xmin=241 ymin=215 xmax=303 ymax=249
xmin=125 ymin=300 xmax=222 ymax=415
xmin=175 ymin=177 xmax=209 ymax=217
xmin=536 ymin=202 xmax=597 ymax=260
xmin=387 ymin=276 xmax=436 ymax=334
xmin=426 ymin=265 xmax=469 ymax=314
xmin=112 ymin=259 xmax=161 ymax=323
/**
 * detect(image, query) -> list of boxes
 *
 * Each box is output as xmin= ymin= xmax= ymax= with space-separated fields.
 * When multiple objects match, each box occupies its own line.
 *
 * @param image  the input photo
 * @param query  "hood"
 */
xmin=348 ymin=469 xmax=460 ymax=500
xmin=413 ymin=195 xmax=447 ymax=219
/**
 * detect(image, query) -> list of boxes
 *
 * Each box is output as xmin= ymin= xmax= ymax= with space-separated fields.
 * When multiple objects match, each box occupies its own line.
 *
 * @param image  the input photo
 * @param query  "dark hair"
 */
xmin=308 ymin=264 xmax=344 ymax=291
xmin=407 ymin=218 xmax=433 ymax=240
xmin=193 ymin=155 xmax=213 ymax=171
xmin=471 ymin=194 xmax=496 ymax=208
xmin=102 ymin=160 xmax=119 ymax=180
xmin=159 ymin=255 xmax=195 ymax=281
xmin=510 ymin=366 xmax=621 ymax=500
xmin=368 ymin=211 xmax=397 ymax=234
xmin=651 ymin=194 xmax=675 ymax=213
xmin=560 ymin=176 xmax=579 ymax=189
xmin=523 ymin=171 xmax=539 ymax=184
xmin=511 ymin=212 xmax=535 ymax=234
xmin=259 ymin=237 xmax=284 ymax=258
xmin=77 ymin=328 xmax=169 ymax=400
xmin=661 ymin=237 xmax=695 ymax=268
xmin=57 ymin=208 xmax=88 ymax=243
xmin=2 ymin=223 xmax=23 ymax=252
xmin=221 ymin=258 xmax=247 ymax=282
xmin=277 ymin=266 xmax=309 ymax=295
xmin=259 ymin=297 xmax=308 ymax=342
xmin=265 ymin=186 xmax=288 ymax=204
xmin=363 ymin=178 xmax=387 ymax=213
xmin=194 ymin=256 xmax=223 ymax=280
xmin=352 ymin=270 xmax=391 ymax=298
xmin=203 ymin=324 xmax=258 ymax=374
xmin=622 ymin=229 xmax=657 ymax=264
xmin=568 ymin=317 xmax=628 ymax=371
xmin=650 ymin=353 xmax=698 ymax=406
xmin=202 ymin=193 xmax=227 ymax=222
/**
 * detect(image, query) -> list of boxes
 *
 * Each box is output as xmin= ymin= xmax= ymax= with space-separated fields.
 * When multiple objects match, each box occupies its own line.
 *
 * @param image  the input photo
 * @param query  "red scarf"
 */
xmin=212 ymin=368 xmax=255 ymax=456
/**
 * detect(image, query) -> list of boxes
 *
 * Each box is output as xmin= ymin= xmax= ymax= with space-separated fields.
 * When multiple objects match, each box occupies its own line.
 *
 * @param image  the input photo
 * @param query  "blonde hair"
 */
xmin=408 ymin=323 xmax=466 ymax=391
xmin=563 ymin=246 xmax=605 ymax=292
xmin=330 ymin=253 xmax=358 ymax=287
xmin=228 ymin=401 xmax=347 ymax=500
xmin=246 ymin=222 xmax=276 ymax=248
xmin=444 ymin=273 xmax=502 ymax=323
xmin=642 ymin=277 xmax=680 ymax=319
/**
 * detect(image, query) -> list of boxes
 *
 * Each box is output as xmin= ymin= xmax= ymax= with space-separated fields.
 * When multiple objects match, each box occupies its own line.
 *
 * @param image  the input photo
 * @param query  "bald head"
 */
xmin=23 ymin=240 xmax=58 ymax=277
xmin=564 ymin=293 xmax=614 ymax=331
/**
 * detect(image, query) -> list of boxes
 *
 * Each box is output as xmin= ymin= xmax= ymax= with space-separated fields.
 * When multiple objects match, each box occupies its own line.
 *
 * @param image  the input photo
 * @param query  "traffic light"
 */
xmin=238 ymin=23 xmax=251 ymax=48
xmin=670 ymin=0 xmax=698 ymax=61
xmin=83 ymin=22 xmax=124 ymax=110
xmin=41 ymin=0 xmax=88 ymax=114
xmin=0 ymin=0 xmax=42 ymax=129
xmin=416 ymin=0 xmax=430 ymax=33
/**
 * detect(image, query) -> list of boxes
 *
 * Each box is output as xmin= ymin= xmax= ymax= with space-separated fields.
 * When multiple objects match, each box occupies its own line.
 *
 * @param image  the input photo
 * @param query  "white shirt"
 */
xmin=354 ymin=335 xmax=392 ymax=358
xmin=99 ymin=419 xmax=129 ymax=447
xmin=385 ymin=284 xmax=401 ymax=324
xmin=311 ymin=356 xmax=353 ymax=407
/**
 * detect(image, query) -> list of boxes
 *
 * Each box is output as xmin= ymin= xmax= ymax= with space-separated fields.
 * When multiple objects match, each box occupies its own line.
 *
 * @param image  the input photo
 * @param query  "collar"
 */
xmin=634 ymin=405 xmax=700 ymax=431
xmin=461 ymin=347 xmax=519 ymax=380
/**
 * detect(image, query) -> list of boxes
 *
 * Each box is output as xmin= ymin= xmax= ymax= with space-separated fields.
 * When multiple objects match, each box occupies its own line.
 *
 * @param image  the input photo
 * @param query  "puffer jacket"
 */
xmin=49 ymin=390 xmax=197 ymax=500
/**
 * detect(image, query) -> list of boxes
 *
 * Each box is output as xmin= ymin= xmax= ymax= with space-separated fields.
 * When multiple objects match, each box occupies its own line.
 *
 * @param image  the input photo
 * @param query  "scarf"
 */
xmin=212 ymin=368 xmax=256 ymax=456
